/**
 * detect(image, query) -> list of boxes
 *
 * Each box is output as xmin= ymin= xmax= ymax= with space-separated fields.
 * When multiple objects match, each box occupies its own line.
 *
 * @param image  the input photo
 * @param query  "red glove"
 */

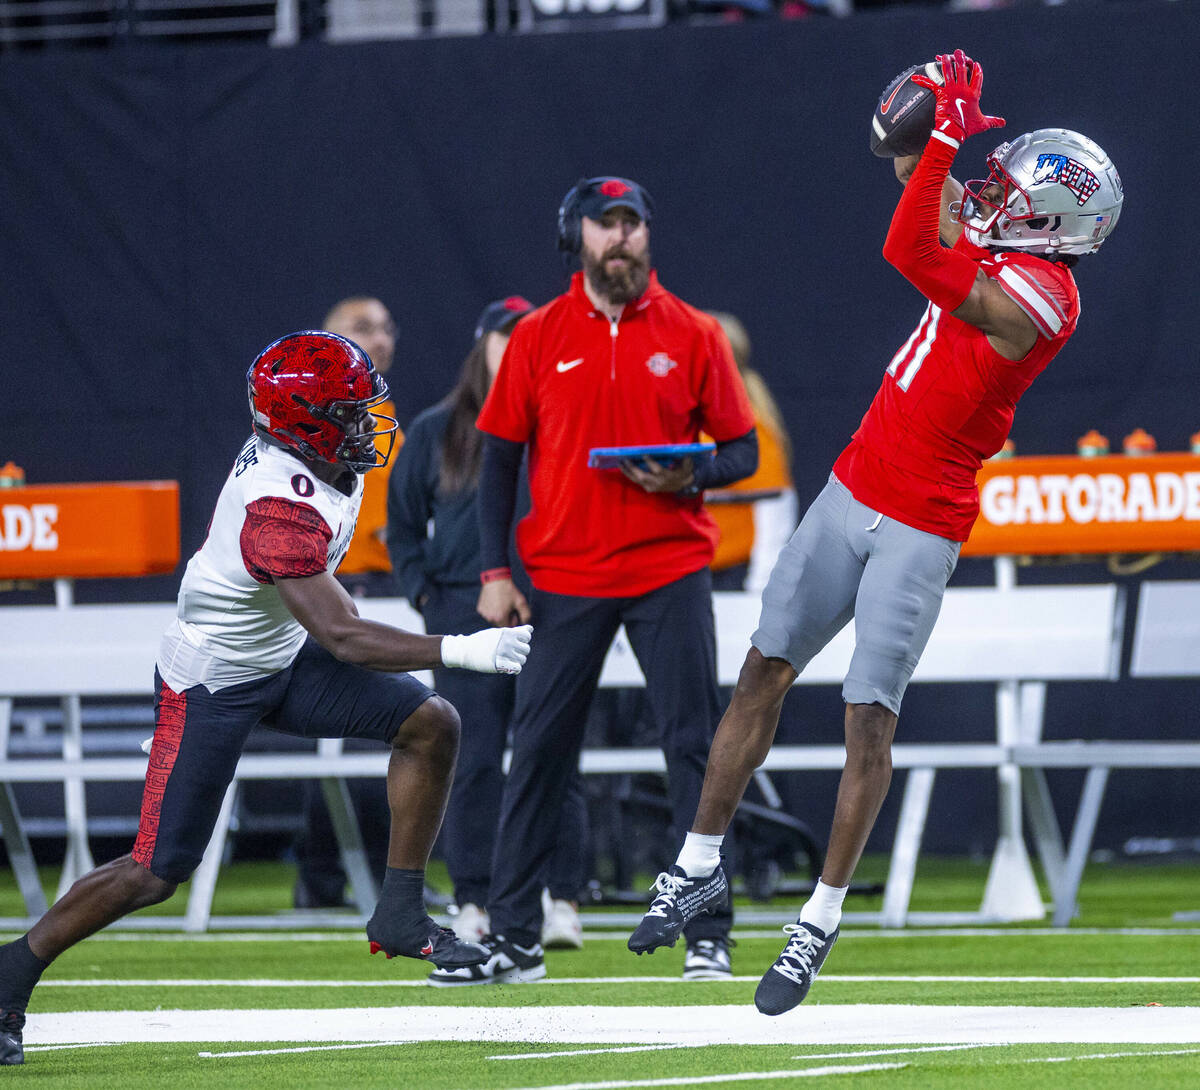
xmin=912 ymin=49 xmax=1005 ymax=146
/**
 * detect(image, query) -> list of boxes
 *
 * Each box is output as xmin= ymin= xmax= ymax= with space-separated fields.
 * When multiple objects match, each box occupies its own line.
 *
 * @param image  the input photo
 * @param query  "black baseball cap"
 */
xmin=474 ymin=296 xmax=534 ymax=342
xmin=576 ymin=177 xmax=654 ymax=224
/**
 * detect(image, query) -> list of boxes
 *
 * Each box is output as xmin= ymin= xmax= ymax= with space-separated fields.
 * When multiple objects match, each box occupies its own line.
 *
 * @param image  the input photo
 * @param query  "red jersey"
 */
xmin=477 ymin=270 xmax=755 ymax=596
xmin=834 ymin=237 xmax=1079 ymax=541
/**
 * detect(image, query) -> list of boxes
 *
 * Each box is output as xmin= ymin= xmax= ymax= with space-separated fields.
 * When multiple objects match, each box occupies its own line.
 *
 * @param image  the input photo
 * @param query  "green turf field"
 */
xmin=3 ymin=857 xmax=1198 ymax=1088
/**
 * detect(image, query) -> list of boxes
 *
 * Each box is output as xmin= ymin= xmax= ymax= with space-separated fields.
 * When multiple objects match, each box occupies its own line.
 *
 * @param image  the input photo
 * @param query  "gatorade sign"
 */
xmin=0 ymin=481 xmax=179 ymax=578
xmin=963 ymin=454 xmax=1200 ymax=556
xmin=1 ymin=504 xmax=59 ymax=552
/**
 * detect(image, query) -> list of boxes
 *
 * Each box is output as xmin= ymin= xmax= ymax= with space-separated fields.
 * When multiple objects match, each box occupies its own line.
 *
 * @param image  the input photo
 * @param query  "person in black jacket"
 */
xmin=387 ymin=297 xmax=587 ymax=949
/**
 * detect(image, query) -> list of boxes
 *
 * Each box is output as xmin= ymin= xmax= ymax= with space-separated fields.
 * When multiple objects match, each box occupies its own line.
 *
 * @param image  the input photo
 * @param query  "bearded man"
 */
xmin=425 ymin=176 xmax=759 ymax=987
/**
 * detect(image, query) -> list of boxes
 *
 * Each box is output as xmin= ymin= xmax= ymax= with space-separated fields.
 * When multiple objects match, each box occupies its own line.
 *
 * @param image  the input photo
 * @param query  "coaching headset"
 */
xmin=556 ymin=176 xmax=656 ymax=255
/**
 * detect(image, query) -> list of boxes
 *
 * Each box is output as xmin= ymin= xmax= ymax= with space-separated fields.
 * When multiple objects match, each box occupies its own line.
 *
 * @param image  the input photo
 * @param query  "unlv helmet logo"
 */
xmin=1032 ymin=153 xmax=1101 ymax=206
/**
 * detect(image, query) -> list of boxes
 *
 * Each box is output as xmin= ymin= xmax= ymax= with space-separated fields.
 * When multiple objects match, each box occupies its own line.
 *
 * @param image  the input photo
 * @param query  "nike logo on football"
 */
xmin=880 ymin=83 xmax=903 ymax=115
xmin=556 ymin=358 xmax=584 ymax=373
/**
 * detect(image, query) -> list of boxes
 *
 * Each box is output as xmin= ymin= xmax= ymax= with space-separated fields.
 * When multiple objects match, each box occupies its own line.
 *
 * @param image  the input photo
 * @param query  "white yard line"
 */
xmin=22 ymin=1042 xmax=118 ymax=1053
xmin=498 ymin=1065 xmax=908 ymax=1089
xmin=37 ymin=974 xmax=1200 ymax=987
xmin=24 ymin=1004 xmax=1200 ymax=1046
xmin=488 ymin=1043 xmax=1002 ymax=1062
xmin=593 ymin=928 xmax=1200 ymax=941
xmin=1020 ymin=1047 xmax=1200 ymax=1065
xmin=199 ymin=1041 xmax=409 ymax=1058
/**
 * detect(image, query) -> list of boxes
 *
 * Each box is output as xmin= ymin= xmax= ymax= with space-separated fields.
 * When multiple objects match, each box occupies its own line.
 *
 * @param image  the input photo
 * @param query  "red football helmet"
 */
xmin=247 ymin=331 xmax=397 ymax=472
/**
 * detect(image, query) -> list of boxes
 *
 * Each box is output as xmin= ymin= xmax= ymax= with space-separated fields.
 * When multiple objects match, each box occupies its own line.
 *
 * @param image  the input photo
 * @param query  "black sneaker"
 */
xmin=427 ymin=934 xmax=546 ymax=987
xmin=682 ymin=936 xmax=733 ymax=980
xmin=628 ymin=864 xmax=729 ymax=955
xmin=368 ymin=916 xmax=489 ymax=970
xmin=0 ymin=1010 xmax=24 ymax=1066
xmin=754 ymin=921 xmax=839 ymax=1016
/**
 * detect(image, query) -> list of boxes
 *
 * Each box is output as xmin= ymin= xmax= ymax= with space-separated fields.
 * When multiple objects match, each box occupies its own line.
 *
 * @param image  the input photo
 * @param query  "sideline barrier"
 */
xmin=0 ymin=587 xmax=1127 ymax=931
xmin=0 ymin=481 xmax=179 ymax=580
xmin=965 ymin=453 xmax=1200 ymax=557
xmin=0 ymin=480 xmax=180 ymax=908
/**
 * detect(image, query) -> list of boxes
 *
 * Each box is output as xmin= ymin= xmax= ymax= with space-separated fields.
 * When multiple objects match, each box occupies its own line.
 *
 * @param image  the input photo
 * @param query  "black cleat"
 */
xmin=754 ymin=921 xmax=839 ymax=1016
xmin=427 ymin=934 xmax=546 ymax=987
xmin=627 ymin=864 xmax=729 ymax=955
xmin=368 ymin=916 xmax=488 ymax=970
xmin=0 ymin=1010 xmax=25 ymax=1065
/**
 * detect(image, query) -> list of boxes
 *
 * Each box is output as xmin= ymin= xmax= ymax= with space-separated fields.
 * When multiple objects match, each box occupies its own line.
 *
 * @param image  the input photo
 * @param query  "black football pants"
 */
xmin=487 ymin=567 xmax=730 ymax=946
xmin=422 ymin=584 xmax=589 ymax=908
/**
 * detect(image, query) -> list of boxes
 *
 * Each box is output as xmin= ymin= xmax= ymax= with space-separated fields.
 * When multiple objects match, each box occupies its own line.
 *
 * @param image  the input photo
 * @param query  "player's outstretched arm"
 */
xmin=278 ymin=570 xmax=532 ymax=674
xmin=893 ymin=153 xmax=964 ymax=248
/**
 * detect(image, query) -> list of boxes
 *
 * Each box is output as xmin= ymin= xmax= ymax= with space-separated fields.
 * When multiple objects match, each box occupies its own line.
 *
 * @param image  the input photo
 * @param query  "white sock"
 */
xmin=799 ymin=879 xmax=848 ymax=936
xmin=674 ymin=832 xmax=724 ymax=878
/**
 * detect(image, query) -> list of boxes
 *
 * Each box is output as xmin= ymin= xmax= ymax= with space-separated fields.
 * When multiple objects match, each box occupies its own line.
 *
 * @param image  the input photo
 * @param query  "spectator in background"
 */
xmin=325 ymin=296 xmax=401 ymax=598
xmin=703 ymin=313 xmax=798 ymax=595
xmin=427 ymin=176 xmax=757 ymax=987
xmin=388 ymin=297 xmax=587 ymax=950
xmin=291 ymin=295 xmax=401 ymax=910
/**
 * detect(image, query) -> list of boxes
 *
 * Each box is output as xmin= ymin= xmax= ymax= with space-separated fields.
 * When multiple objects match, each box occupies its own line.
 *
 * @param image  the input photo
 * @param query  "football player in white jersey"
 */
xmin=0 ymin=332 xmax=533 ymax=1066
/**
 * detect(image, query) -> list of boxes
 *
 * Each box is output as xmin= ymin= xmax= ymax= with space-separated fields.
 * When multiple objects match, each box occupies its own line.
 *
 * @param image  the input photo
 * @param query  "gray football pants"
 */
xmin=752 ymin=474 xmax=961 ymax=715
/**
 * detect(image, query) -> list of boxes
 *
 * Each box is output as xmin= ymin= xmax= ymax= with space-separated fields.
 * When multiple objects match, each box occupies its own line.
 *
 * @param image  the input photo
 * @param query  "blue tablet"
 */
xmin=587 ymin=442 xmax=716 ymax=470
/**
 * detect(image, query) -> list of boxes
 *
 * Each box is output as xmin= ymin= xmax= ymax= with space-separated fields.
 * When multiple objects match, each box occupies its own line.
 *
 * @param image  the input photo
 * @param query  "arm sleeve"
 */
xmin=691 ymin=427 xmax=759 ymax=492
xmin=477 ymin=433 xmax=524 ymax=573
xmin=386 ymin=420 xmax=435 ymax=606
xmin=881 ymin=137 xmax=979 ymax=312
xmin=240 ymin=498 xmax=332 ymax=583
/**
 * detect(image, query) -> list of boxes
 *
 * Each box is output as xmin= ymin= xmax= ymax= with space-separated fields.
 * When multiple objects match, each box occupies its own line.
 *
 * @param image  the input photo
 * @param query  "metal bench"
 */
xmin=1 ymin=583 xmax=1129 ymax=930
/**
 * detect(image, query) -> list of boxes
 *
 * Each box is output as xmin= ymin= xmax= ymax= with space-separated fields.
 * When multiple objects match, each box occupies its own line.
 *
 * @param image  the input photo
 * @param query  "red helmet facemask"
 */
xmin=247 ymin=331 xmax=397 ymax=473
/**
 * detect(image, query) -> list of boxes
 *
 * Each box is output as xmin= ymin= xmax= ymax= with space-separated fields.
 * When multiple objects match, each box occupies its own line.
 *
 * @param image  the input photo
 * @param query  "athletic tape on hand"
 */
xmin=441 ymin=625 xmax=533 ymax=674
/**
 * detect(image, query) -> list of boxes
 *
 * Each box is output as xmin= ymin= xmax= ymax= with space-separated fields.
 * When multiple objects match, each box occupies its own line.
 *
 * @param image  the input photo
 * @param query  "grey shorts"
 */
xmin=751 ymin=474 xmax=961 ymax=715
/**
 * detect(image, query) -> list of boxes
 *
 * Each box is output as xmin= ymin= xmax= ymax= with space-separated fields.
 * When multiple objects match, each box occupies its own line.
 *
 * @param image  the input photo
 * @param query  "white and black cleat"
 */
xmin=427 ymin=934 xmax=546 ymax=987
xmin=627 ymin=863 xmax=729 ymax=955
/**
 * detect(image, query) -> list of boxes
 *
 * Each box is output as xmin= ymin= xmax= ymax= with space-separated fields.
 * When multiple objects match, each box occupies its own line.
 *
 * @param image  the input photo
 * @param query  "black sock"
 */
xmin=0 ymin=936 xmax=49 ymax=1013
xmin=366 ymin=868 xmax=432 ymax=953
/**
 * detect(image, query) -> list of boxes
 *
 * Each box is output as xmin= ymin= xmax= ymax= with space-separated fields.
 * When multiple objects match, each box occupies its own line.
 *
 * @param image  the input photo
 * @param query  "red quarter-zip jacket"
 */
xmin=477 ymin=271 xmax=754 ymax=597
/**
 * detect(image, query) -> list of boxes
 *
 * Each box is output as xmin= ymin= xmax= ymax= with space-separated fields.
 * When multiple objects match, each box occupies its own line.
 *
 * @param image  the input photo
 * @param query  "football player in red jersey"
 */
xmin=0 ymin=331 xmax=533 ymax=1066
xmin=628 ymin=50 xmax=1123 ymax=1015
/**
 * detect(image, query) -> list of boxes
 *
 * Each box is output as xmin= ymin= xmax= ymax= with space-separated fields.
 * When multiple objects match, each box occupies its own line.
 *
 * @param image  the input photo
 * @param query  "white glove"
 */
xmin=441 ymin=625 xmax=532 ymax=675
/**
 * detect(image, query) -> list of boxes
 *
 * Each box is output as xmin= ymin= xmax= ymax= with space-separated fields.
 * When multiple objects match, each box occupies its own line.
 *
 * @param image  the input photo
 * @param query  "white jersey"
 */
xmin=157 ymin=436 xmax=362 ymax=693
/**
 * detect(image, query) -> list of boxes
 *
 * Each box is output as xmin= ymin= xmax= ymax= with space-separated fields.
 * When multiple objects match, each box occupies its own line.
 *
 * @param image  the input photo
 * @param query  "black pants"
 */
xmin=423 ymin=584 xmax=589 ymax=908
xmin=142 ymin=638 xmax=432 ymax=884
xmin=487 ymin=568 xmax=730 ymax=945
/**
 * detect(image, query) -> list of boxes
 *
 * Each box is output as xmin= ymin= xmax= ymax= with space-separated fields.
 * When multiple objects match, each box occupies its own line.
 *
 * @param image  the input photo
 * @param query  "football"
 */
xmin=869 ymin=62 xmax=941 ymax=158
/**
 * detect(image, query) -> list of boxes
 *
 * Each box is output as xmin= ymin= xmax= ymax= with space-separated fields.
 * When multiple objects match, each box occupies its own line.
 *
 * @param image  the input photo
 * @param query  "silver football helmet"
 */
xmin=957 ymin=128 xmax=1123 ymax=256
